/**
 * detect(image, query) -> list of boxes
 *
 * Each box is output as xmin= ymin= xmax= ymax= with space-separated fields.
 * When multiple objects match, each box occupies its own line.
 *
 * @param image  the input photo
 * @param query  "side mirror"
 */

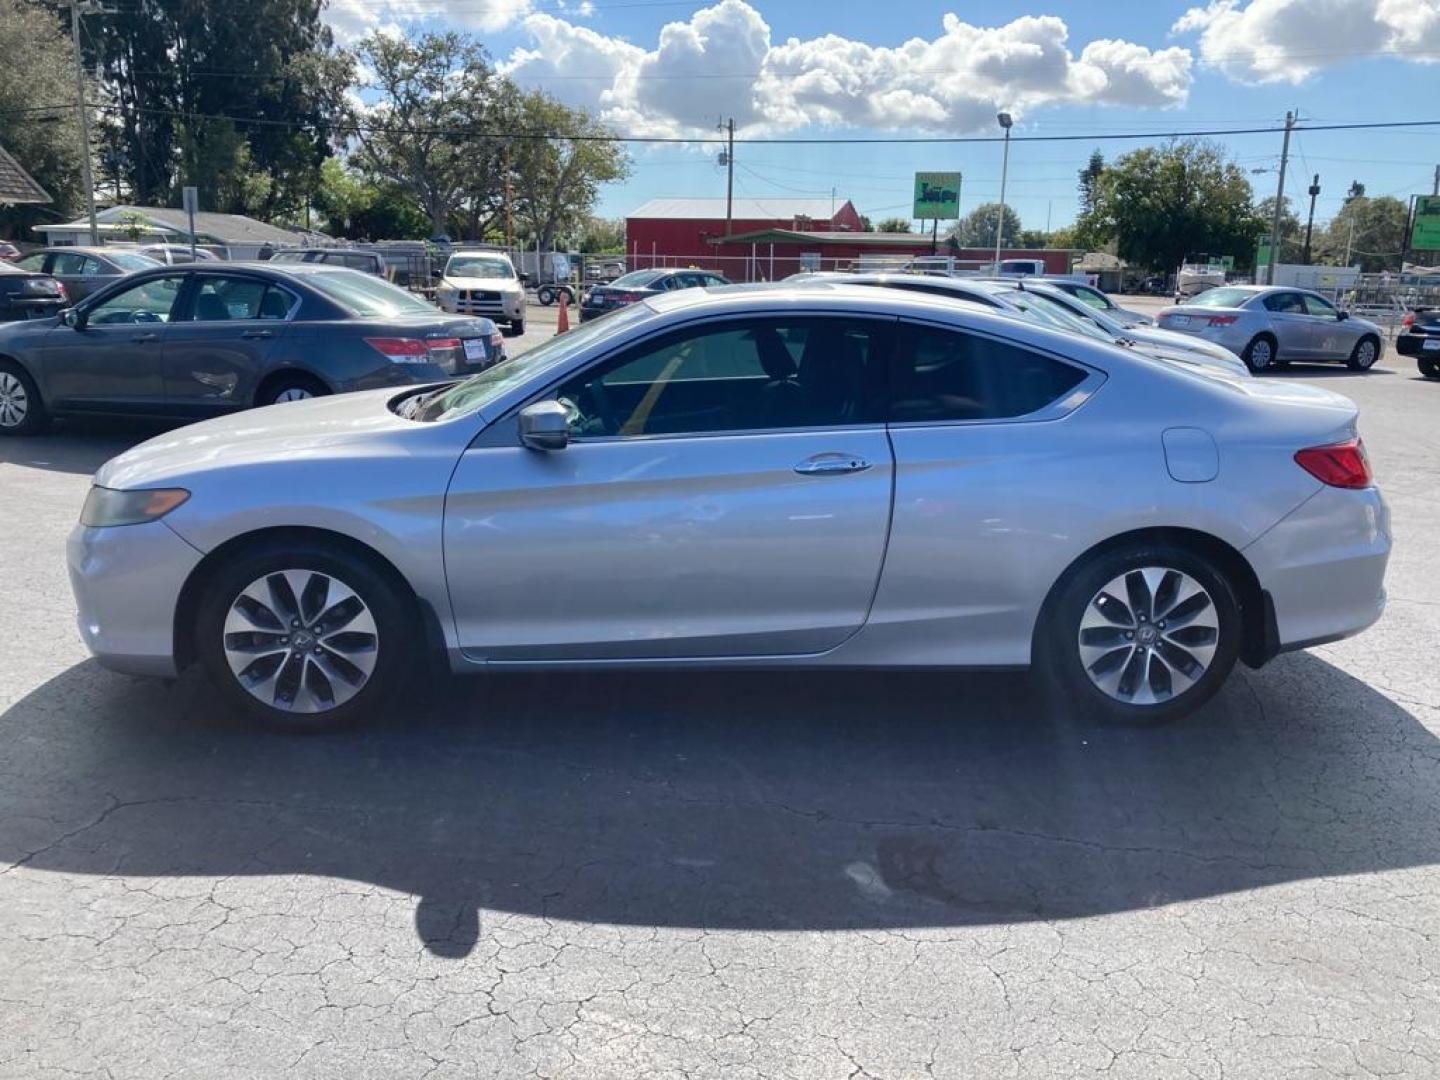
xmin=61 ymin=308 xmax=85 ymax=329
xmin=518 ymin=400 xmax=570 ymax=451
xmin=1337 ymin=310 xmax=1349 ymax=321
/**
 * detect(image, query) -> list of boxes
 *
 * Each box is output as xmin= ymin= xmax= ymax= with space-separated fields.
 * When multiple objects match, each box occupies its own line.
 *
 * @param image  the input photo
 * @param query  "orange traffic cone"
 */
xmin=555 ymin=288 xmax=570 ymax=334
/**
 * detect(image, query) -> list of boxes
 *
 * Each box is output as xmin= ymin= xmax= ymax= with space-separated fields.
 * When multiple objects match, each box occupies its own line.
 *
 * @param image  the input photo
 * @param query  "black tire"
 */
xmin=509 ymin=318 xmax=525 ymax=336
xmin=194 ymin=539 xmax=413 ymax=732
xmin=1346 ymin=335 xmax=1381 ymax=371
xmin=0 ymin=359 xmax=50 ymax=436
xmin=536 ymin=286 xmax=555 ymax=306
xmin=1037 ymin=541 xmax=1241 ymax=725
xmin=1241 ymin=334 xmax=1278 ymax=372
xmin=256 ymin=372 xmax=328 ymax=408
xmin=1419 ymin=356 xmax=1440 ymax=379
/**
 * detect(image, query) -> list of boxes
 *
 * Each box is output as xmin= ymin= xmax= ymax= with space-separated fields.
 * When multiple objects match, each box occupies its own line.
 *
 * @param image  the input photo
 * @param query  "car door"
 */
xmin=36 ymin=272 xmax=186 ymax=412
xmin=874 ymin=320 xmax=1105 ymax=665
xmin=1299 ymin=292 xmax=1356 ymax=359
xmin=1260 ymin=291 xmax=1317 ymax=358
xmin=443 ymin=314 xmax=897 ymax=660
xmin=161 ymin=272 xmax=294 ymax=415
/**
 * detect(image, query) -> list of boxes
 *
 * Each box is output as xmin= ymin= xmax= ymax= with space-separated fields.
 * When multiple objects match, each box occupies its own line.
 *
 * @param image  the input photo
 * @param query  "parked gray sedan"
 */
xmin=1157 ymin=286 xmax=1384 ymax=372
xmin=68 ymin=283 xmax=1389 ymax=731
xmin=11 ymin=246 xmax=161 ymax=302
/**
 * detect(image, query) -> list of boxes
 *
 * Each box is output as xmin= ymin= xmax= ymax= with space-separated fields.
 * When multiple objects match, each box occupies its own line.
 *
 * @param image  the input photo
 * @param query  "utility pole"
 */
xmin=994 ymin=112 xmax=1013 ymax=268
xmin=503 ymin=141 xmax=514 ymax=251
xmin=720 ymin=117 xmax=735 ymax=237
xmin=69 ymin=1 xmax=102 ymax=245
xmin=1302 ymin=173 xmax=1320 ymax=265
xmin=1266 ymin=110 xmax=1295 ymax=285
xmin=1433 ymin=164 xmax=1439 ymax=197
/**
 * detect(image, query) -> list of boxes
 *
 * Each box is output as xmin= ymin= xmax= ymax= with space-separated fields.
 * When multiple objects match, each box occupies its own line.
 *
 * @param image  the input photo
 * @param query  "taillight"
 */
xmin=364 ymin=337 xmax=429 ymax=364
xmin=610 ymin=291 xmax=644 ymax=303
xmin=1401 ymin=311 xmax=1415 ymax=328
xmin=1295 ymin=437 xmax=1372 ymax=489
xmin=428 ymin=336 xmax=461 ymax=350
xmin=1206 ymin=314 xmax=1238 ymax=326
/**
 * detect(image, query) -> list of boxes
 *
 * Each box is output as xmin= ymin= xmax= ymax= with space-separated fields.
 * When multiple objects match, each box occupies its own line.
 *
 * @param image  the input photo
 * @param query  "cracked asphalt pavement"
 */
xmin=2 ymin=321 xmax=1439 ymax=1078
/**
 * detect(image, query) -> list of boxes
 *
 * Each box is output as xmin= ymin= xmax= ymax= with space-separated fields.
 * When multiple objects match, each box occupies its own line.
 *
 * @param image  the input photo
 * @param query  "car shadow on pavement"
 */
xmin=2 ymin=654 xmax=1437 ymax=959
xmin=0 ymin=420 xmax=174 ymax=476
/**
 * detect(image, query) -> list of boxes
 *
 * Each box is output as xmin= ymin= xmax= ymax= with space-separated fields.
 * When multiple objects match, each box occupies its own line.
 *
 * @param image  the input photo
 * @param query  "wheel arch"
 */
xmin=172 ymin=524 xmax=446 ymax=673
xmin=1033 ymin=525 xmax=1275 ymax=670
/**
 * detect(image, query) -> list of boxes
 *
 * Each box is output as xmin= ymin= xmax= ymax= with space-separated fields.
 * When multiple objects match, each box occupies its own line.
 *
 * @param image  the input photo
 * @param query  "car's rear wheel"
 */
xmin=257 ymin=373 xmax=328 ymax=407
xmin=1039 ymin=543 xmax=1241 ymax=724
xmin=195 ymin=542 xmax=410 ymax=732
xmin=1419 ymin=356 xmax=1440 ymax=379
xmin=1347 ymin=335 xmax=1380 ymax=371
xmin=536 ymin=286 xmax=555 ymax=306
xmin=509 ymin=318 xmax=525 ymax=336
xmin=0 ymin=361 xmax=48 ymax=436
xmin=1241 ymin=334 xmax=1278 ymax=372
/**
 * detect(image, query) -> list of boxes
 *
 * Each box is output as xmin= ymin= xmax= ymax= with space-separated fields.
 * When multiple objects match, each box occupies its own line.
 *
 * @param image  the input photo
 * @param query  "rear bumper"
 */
xmin=67 ymin=520 xmax=201 ymax=677
xmin=1243 ymin=485 xmax=1390 ymax=651
xmin=1395 ymin=333 xmax=1438 ymax=357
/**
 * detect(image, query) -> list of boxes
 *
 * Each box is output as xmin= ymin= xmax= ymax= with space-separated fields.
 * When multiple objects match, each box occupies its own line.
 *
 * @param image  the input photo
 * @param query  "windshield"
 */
xmin=609 ymin=269 xmax=666 ymax=288
xmin=1190 ymin=286 xmax=1253 ymax=308
xmin=445 ymin=255 xmax=515 ymax=279
xmin=416 ymin=302 xmax=652 ymax=422
xmin=305 ymin=268 xmax=436 ymax=316
xmin=109 ymin=252 xmax=162 ymax=272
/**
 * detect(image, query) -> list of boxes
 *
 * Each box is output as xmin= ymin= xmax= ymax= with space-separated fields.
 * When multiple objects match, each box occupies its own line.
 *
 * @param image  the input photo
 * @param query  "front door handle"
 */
xmin=241 ymin=329 xmax=274 ymax=340
xmin=794 ymin=453 xmax=872 ymax=475
xmin=130 ymin=332 xmax=160 ymax=343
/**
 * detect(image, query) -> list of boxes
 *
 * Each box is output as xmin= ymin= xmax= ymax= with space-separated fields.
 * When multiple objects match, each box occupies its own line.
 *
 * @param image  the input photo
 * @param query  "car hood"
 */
xmin=442 ymin=276 xmax=522 ymax=291
xmin=96 ymin=387 xmax=423 ymax=490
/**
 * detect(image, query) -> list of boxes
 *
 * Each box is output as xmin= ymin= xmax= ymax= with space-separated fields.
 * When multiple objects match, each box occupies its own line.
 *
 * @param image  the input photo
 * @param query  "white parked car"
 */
xmin=436 ymin=251 xmax=527 ymax=336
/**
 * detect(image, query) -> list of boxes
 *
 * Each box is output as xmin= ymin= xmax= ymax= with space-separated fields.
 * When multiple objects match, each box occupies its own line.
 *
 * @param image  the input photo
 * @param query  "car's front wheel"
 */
xmin=1346 ymin=335 xmax=1380 ymax=371
xmin=1039 ymin=543 xmax=1241 ymax=724
xmin=195 ymin=541 xmax=411 ymax=731
xmin=0 ymin=360 xmax=49 ymax=436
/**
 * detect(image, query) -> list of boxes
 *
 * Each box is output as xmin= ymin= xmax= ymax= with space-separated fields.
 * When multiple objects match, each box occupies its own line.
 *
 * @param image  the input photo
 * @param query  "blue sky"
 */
xmin=327 ymin=0 xmax=1440 ymax=233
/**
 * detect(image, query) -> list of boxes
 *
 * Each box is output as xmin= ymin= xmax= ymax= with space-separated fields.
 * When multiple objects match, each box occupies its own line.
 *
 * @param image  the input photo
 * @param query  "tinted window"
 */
xmin=184 ymin=276 xmax=294 ymax=321
xmin=891 ymin=325 xmax=1087 ymax=423
xmin=1073 ymin=285 xmax=1112 ymax=311
xmin=303 ymin=268 xmax=435 ymax=316
xmin=554 ymin=318 xmax=886 ymax=437
xmin=1302 ymin=293 xmax=1339 ymax=317
xmin=15 ymin=253 xmax=45 ymax=271
xmin=108 ymin=252 xmax=161 ymax=273
xmin=1191 ymin=287 xmax=1252 ymax=308
xmin=1263 ymin=292 xmax=1305 ymax=313
xmin=610 ymin=269 xmax=666 ymax=288
xmin=86 ymin=275 xmax=185 ymax=324
xmin=52 ymin=253 xmax=100 ymax=276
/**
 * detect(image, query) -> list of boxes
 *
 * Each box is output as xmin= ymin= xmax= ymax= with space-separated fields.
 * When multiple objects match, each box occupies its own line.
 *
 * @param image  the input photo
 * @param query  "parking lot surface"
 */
xmin=3 ymin=312 xmax=1440 ymax=1079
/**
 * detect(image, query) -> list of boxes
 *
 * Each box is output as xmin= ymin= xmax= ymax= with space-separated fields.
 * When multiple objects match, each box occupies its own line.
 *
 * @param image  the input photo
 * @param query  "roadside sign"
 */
xmin=1255 ymin=237 xmax=1272 ymax=268
xmin=1411 ymin=195 xmax=1440 ymax=251
xmin=1221 ymin=255 xmax=1235 ymax=271
xmin=913 ymin=172 xmax=961 ymax=220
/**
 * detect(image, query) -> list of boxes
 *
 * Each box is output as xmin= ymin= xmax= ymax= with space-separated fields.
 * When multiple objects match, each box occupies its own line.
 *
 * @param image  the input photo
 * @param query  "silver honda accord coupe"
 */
xmin=68 ymin=283 xmax=1391 ymax=731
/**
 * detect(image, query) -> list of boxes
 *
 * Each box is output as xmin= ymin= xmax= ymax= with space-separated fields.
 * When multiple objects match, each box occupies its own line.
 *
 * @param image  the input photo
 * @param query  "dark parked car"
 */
xmin=0 ymin=260 xmax=67 ymax=323
xmin=11 ymin=246 xmax=161 ymax=302
xmin=270 ymin=248 xmax=387 ymax=277
xmin=1398 ymin=306 xmax=1440 ymax=378
xmin=580 ymin=268 xmax=730 ymax=322
xmin=0 ymin=263 xmax=504 ymax=435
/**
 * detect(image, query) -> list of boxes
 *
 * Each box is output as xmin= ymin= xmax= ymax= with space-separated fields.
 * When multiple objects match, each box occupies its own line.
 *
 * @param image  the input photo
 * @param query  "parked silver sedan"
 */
xmin=1157 ymin=286 xmax=1384 ymax=373
xmin=68 ymin=284 xmax=1390 ymax=731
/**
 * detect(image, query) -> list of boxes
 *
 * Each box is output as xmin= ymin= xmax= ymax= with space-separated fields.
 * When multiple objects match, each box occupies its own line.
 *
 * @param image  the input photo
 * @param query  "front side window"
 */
xmin=553 ymin=318 xmax=887 ymax=438
xmin=85 ymin=275 xmax=185 ymax=325
xmin=890 ymin=324 xmax=1088 ymax=423
xmin=1302 ymin=294 xmax=1339 ymax=318
xmin=184 ymin=276 xmax=294 ymax=321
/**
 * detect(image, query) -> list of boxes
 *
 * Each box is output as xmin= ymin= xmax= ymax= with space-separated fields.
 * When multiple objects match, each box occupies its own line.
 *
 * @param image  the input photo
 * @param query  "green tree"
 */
xmin=0 ymin=0 xmax=86 ymax=236
xmin=81 ymin=0 xmax=351 ymax=215
xmin=1047 ymin=225 xmax=1079 ymax=250
xmin=948 ymin=202 xmax=1022 ymax=248
xmin=578 ymin=216 xmax=625 ymax=253
xmin=349 ymin=31 xmax=502 ymax=238
xmin=1254 ymin=195 xmax=1303 ymax=262
xmin=1073 ymin=140 xmax=1258 ymax=272
xmin=1314 ymin=195 xmax=1408 ymax=272
xmin=1077 ymin=149 xmax=1104 ymax=215
xmin=312 ymin=158 xmax=427 ymax=240
xmin=874 ymin=216 xmax=913 ymax=233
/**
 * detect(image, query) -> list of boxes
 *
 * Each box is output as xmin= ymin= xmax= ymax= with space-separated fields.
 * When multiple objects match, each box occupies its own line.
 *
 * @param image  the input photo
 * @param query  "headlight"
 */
xmin=80 ymin=486 xmax=190 ymax=527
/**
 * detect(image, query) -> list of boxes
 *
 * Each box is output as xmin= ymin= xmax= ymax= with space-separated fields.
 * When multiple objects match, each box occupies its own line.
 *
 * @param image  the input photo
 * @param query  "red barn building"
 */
xmin=626 ymin=196 xmax=864 ymax=273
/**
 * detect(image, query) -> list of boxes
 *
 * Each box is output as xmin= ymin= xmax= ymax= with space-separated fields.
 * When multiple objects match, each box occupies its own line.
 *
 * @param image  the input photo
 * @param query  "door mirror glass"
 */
xmin=61 ymin=308 xmax=85 ymax=329
xmin=518 ymin=400 xmax=570 ymax=451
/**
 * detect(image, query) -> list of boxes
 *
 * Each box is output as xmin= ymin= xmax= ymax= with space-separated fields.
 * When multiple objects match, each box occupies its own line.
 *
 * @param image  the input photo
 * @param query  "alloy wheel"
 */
xmin=0 ymin=372 xmax=28 ymax=428
xmin=1077 ymin=567 xmax=1220 ymax=706
xmin=1355 ymin=340 xmax=1377 ymax=368
xmin=222 ymin=569 xmax=379 ymax=713
xmin=1248 ymin=339 xmax=1273 ymax=370
xmin=273 ymin=387 xmax=313 ymax=403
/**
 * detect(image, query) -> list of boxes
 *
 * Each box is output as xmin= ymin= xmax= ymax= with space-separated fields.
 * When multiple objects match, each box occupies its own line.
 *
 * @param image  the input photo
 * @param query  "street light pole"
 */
xmin=1303 ymin=174 xmax=1320 ymax=265
xmin=994 ymin=112 xmax=1013 ymax=268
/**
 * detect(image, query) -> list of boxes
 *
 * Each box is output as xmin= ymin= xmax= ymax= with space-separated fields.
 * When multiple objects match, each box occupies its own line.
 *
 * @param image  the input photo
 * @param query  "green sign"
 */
xmin=913 ymin=172 xmax=961 ymax=220
xmin=1221 ymin=254 xmax=1235 ymax=271
xmin=1412 ymin=195 xmax=1440 ymax=251
xmin=1256 ymin=237 xmax=1272 ymax=267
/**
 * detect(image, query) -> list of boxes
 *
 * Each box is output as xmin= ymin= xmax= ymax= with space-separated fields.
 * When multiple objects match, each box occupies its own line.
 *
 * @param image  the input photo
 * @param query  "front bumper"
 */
xmin=67 ymin=519 xmax=203 ymax=677
xmin=1243 ymin=485 xmax=1391 ymax=651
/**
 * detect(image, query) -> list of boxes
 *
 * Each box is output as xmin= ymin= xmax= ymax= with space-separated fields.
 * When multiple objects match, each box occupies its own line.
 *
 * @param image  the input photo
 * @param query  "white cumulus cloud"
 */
xmin=324 ymin=0 xmax=538 ymax=45
xmin=1173 ymin=0 xmax=1440 ymax=83
xmin=500 ymin=1 xmax=1195 ymax=137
